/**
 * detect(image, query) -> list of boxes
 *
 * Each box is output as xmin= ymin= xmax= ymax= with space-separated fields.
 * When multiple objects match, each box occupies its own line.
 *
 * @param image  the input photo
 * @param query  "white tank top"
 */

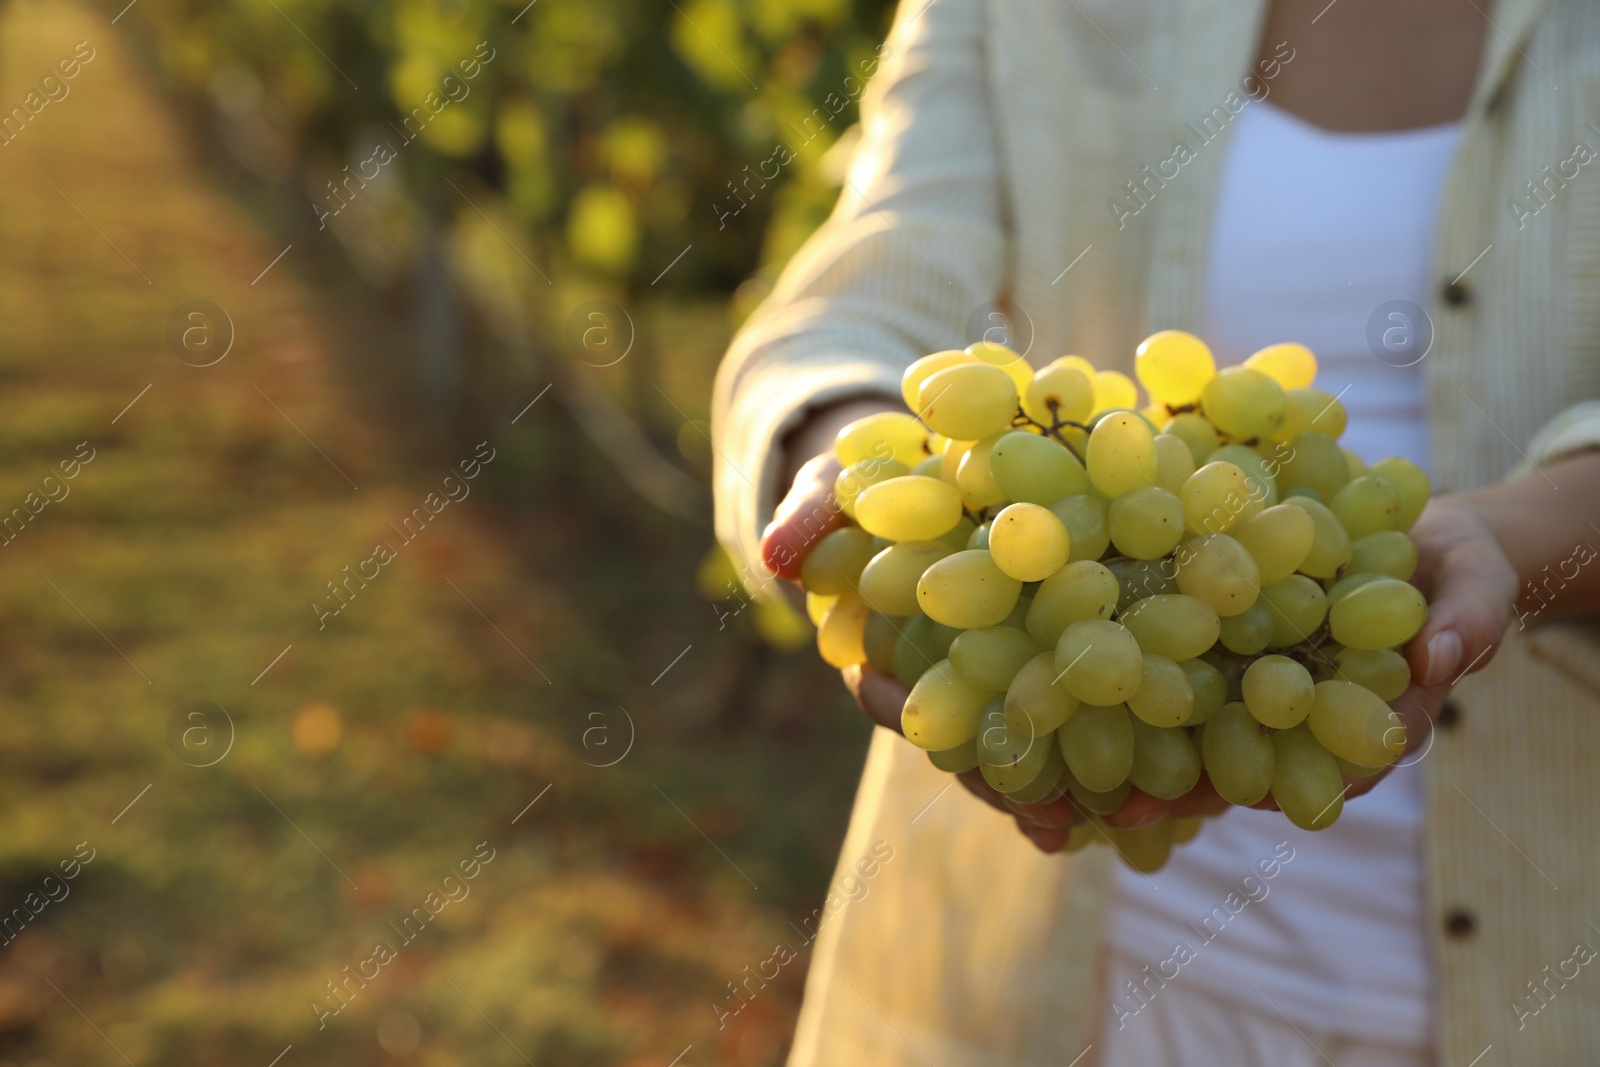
xmin=1104 ymin=99 xmax=1461 ymax=1046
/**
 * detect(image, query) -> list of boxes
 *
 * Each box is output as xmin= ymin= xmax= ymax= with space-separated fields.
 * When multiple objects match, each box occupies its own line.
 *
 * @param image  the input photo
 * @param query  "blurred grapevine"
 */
xmin=133 ymin=0 xmax=895 ymax=504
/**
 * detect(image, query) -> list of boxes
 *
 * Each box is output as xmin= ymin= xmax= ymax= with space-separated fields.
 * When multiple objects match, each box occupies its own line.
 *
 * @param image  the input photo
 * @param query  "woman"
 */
xmin=713 ymin=0 xmax=1600 ymax=1063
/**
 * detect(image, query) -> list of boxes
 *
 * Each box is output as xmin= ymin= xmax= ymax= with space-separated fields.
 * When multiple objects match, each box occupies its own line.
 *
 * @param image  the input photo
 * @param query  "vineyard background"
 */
xmin=0 ymin=0 xmax=896 ymax=1063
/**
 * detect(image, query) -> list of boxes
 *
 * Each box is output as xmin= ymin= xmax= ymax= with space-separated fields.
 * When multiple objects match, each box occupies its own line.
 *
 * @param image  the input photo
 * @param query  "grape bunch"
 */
xmin=799 ymin=331 xmax=1431 ymax=871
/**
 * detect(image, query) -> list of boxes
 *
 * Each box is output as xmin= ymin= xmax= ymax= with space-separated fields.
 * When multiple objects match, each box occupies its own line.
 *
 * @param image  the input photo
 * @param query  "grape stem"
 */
xmin=1011 ymin=401 xmax=1089 ymax=463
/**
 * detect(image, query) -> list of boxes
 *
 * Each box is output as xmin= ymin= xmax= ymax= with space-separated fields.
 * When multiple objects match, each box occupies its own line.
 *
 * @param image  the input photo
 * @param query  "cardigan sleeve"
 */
xmin=1511 ymin=400 xmax=1600 ymax=691
xmin=709 ymin=0 xmax=1006 ymax=595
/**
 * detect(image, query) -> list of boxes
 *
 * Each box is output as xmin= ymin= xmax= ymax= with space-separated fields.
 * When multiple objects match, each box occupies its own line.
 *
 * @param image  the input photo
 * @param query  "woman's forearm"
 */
xmin=1464 ymin=451 xmax=1600 ymax=624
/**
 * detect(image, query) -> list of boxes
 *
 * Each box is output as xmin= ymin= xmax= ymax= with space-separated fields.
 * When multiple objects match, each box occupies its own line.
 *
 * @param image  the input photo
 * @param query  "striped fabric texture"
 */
xmin=711 ymin=0 xmax=1600 ymax=1062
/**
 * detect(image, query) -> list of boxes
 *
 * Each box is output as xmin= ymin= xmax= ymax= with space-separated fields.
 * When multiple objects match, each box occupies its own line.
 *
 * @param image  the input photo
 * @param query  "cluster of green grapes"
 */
xmin=799 ymin=331 xmax=1431 ymax=871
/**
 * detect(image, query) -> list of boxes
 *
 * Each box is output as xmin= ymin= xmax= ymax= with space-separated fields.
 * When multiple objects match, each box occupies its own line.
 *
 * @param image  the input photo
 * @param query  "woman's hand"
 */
xmin=839 ymin=662 xmax=1085 ymax=850
xmin=1365 ymin=493 xmax=1519 ymax=787
xmin=760 ymin=428 xmax=1085 ymax=851
xmin=1110 ymin=494 xmax=1520 ymax=827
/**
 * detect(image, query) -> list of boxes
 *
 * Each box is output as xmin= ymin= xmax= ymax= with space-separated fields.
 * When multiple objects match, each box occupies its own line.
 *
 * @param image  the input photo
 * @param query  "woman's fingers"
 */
xmin=840 ymin=664 xmax=907 ymax=733
xmin=955 ymin=767 xmax=1013 ymax=815
xmin=1405 ymin=498 xmax=1519 ymax=688
xmin=1003 ymin=790 xmax=1079 ymax=830
xmin=1101 ymin=777 xmax=1231 ymax=830
xmin=759 ymin=454 xmax=845 ymax=581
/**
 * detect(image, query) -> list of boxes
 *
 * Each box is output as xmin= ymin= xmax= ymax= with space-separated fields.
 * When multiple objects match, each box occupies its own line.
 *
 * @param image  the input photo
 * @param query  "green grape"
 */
xmin=978 ymin=701 xmax=1054 ymax=793
xmin=1128 ymin=717 xmax=1202 ymax=799
xmin=1327 ymin=577 xmax=1427 ymax=650
xmin=940 ymin=438 xmax=975 ymax=486
xmin=1331 ymin=647 xmax=1412 ymax=701
xmin=912 ymin=454 xmax=943 ymax=479
xmin=1330 ymin=474 xmax=1401 ymax=538
xmin=901 ymin=659 xmax=995 ymax=750
xmin=966 ymin=341 xmax=1033 ymax=394
xmin=859 ymin=540 xmax=956 ymax=616
xmin=1202 ymin=701 xmax=1276 ymax=805
xmin=1048 ymin=493 xmax=1112 ymax=562
xmin=1244 ymin=342 xmax=1317 ymax=391
xmin=1109 ymin=820 xmax=1175 ymax=873
xmin=1212 ymin=649 xmax=1246 ymax=694
xmin=1286 ymin=387 xmax=1347 ymax=440
xmin=1022 ymin=360 xmax=1096 ymax=425
xmin=1005 ymin=594 xmax=1034 ymax=629
xmin=1174 ymin=534 xmax=1260 ymax=617
xmin=916 ymin=363 xmax=1018 ymax=439
xmin=1347 ymin=530 xmax=1419 ymax=581
xmin=902 ymin=350 xmax=975 ymax=410
xmin=1063 ymin=821 xmax=1099 ymax=852
xmin=1272 ymin=724 xmax=1346 ymax=831
xmin=835 ymin=411 xmax=928 ymax=467
xmin=1093 ymin=370 xmax=1139 ymax=414
xmin=1343 ymin=448 xmax=1366 ymax=480
xmin=1153 ymin=433 xmax=1198 ymax=493
xmin=1163 ymin=412 xmax=1221 ymax=464
xmin=1178 ymin=658 xmax=1228 ymax=725
xmin=916 ymin=550 xmax=1024 ymax=629
xmin=949 ymin=625 xmax=1043 ymax=692
xmin=1005 ymin=651 xmax=1080 ymax=735
xmin=1334 ymin=755 xmax=1385 ymax=778
xmin=1281 ymin=497 xmax=1353 ymax=578
xmin=1280 ymin=485 xmax=1323 ymax=503
xmin=800 ymin=526 xmax=879 ymax=595
xmin=1058 ymin=702 xmax=1135 ymax=792
xmin=835 ymin=458 xmax=913 ymax=518
xmin=966 ymin=522 xmax=991 ymax=550
xmin=1274 ymin=430 xmax=1349 ymax=502
xmin=816 ymin=595 xmax=871 ymax=667
xmin=863 ymin=612 xmax=902 ymax=674
xmin=1026 ymin=559 xmax=1121 ymax=646
xmin=937 ymin=516 xmax=977 ymax=551
xmin=1210 ymin=445 xmax=1279 ymax=508
xmin=1257 ymin=575 xmax=1328 ymax=647
xmin=1201 ymin=367 xmax=1288 ymax=440
xmin=1368 ymin=457 xmax=1431 ymax=530
xmin=990 ymin=430 xmax=1088 ymax=504
xmin=928 ymin=736 xmax=980 ymax=773
xmin=855 ymin=475 xmax=964 ymax=542
xmin=805 ymin=591 xmax=835 ymax=626
xmin=1127 ymin=653 xmax=1194 ymax=727
xmin=1118 ymin=593 xmax=1221 ymax=661
xmin=892 ymin=614 xmax=962 ymax=688
xmin=1230 ymin=504 xmax=1315 ymax=585
xmin=1308 ymin=680 xmax=1405 ymax=767
xmin=1086 ymin=411 xmax=1158 ymax=497
xmin=956 ymin=434 xmax=1011 ymax=510
xmin=1219 ymin=603 xmax=1274 ymax=655
xmin=1241 ymin=654 xmax=1315 ymax=729
xmin=1106 ymin=557 xmax=1178 ymax=612
xmin=989 ymin=503 xmax=1072 ymax=582
xmin=1180 ymin=461 xmax=1257 ymax=535
xmin=1135 ymin=329 xmax=1216 ymax=406
xmin=1008 ymin=744 xmax=1069 ymax=803
xmin=1108 ymin=486 xmax=1186 ymax=560
xmin=1055 ymin=619 xmax=1144 ymax=704
xmin=1062 ymin=765 xmax=1134 ymax=815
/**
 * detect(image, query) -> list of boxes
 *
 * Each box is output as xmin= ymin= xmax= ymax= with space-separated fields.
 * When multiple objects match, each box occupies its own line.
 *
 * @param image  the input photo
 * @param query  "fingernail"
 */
xmin=1423 ymin=630 xmax=1462 ymax=687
